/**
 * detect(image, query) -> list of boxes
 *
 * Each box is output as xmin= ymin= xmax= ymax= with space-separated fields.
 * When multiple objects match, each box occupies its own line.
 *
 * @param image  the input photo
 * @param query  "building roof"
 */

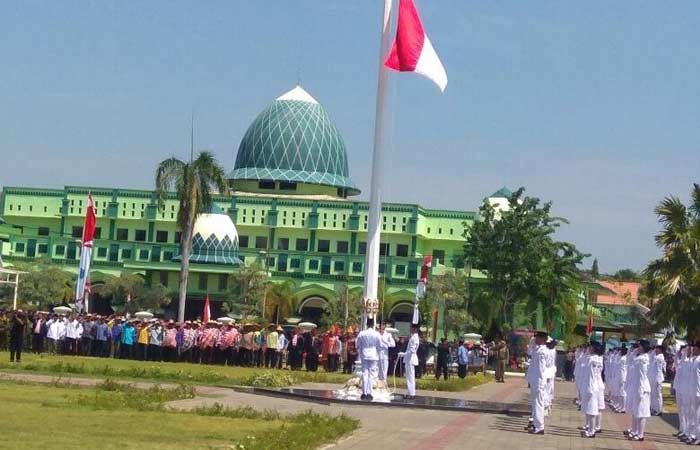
xmin=229 ymin=85 xmax=359 ymax=195
xmin=489 ymin=187 xmax=513 ymax=198
xmin=595 ymin=280 xmax=641 ymax=306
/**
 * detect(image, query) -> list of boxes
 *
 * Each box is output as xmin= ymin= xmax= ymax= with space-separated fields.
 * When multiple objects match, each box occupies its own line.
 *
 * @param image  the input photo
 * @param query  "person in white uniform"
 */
xmin=689 ymin=342 xmax=700 ymax=446
xmin=525 ymin=331 xmax=549 ymax=435
xmin=624 ymin=340 xmax=652 ymax=442
xmin=401 ymin=324 xmax=420 ymax=399
xmin=378 ymin=322 xmax=396 ymax=381
xmin=580 ymin=341 xmax=605 ymax=438
xmin=675 ymin=346 xmax=690 ymax=441
xmin=544 ymin=338 xmax=557 ymax=416
xmin=355 ymin=317 xmax=382 ymax=401
xmin=649 ymin=345 xmax=666 ymax=416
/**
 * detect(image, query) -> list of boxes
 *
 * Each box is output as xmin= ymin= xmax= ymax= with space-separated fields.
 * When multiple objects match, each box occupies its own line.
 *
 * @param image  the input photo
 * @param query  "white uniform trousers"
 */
xmin=405 ymin=362 xmax=416 ymax=396
xmin=361 ymin=359 xmax=378 ymax=396
xmin=378 ymin=357 xmax=389 ymax=381
xmin=530 ymin=383 xmax=546 ymax=431
xmin=650 ymin=382 xmax=663 ymax=413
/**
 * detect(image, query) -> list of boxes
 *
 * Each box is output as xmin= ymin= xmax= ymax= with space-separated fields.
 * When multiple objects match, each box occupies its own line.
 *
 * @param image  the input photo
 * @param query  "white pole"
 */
xmin=362 ymin=0 xmax=393 ymax=330
xmin=13 ymin=273 xmax=19 ymax=310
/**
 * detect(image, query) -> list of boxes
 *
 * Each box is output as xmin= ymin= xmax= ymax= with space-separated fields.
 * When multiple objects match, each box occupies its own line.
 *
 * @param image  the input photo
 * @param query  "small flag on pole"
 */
xmin=385 ymin=0 xmax=448 ymax=91
xmin=203 ymin=295 xmax=211 ymax=323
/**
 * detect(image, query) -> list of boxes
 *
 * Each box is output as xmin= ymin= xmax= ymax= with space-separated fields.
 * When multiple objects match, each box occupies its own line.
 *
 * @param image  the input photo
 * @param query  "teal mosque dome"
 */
xmin=229 ymin=86 xmax=359 ymax=196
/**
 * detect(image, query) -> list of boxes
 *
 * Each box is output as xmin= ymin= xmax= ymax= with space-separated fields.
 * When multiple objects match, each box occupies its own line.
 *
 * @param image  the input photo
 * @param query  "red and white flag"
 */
xmin=75 ymin=193 xmax=96 ymax=312
xmin=202 ymin=295 xmax=211 ymax=323
xmin=385 ymin=0 xmax=448 ymax=92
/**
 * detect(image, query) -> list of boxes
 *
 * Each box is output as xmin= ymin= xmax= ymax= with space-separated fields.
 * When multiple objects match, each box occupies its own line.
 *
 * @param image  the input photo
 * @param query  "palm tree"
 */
xmin=644 ymin=184 xmax=700 ymax=336
xmin=155 ymin=151 xmax=229 ymax=322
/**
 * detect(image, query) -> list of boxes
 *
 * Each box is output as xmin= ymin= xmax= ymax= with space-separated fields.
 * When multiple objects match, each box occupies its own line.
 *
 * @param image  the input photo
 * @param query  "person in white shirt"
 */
xmin=688 ymin=342 xmax=700 ymax=446
xmin=46 ymin=317 xmax=66 ymax=354
xmin=378 ymin=322 xmax=396 ymax=381
xmin=401 ymin=324 xmax=420 ymax=399
xmin=544 ymin=338 xmax=557 ymax=416
xmin=355 ymin=318 xmax=382 ymax=401
xmin=649 ymin=345 xmax=666 ymax=416
xmin=65 ymin=316 xmax=83 ymax=355
xmin=580 ymin=341 xmax=605 ymax=438
xmin=525 ymin=331 xmax=549 ymax=435
xmin=624 ymin=340 xmax=652 ymax=442
xmin=276 ymin=329 xmax=288 ymax=369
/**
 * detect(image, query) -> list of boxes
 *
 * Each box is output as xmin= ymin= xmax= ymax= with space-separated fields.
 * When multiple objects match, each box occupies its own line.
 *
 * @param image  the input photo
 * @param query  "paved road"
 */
xmin=0 ymin=371 xmax=682 ymax=449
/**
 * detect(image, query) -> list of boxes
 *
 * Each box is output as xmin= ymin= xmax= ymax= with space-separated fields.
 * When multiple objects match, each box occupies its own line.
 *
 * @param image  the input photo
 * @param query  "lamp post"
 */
xmin=465 ymin=257 xmax=472 ymax=316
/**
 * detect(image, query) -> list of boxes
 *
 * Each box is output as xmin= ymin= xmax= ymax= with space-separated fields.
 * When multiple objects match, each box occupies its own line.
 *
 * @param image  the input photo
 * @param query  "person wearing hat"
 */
xmin=265 ymin=325 xmax=279 ymax=369
xmin=544 ymin=338 xmax=557 ymax=416
xmin=378 ymin=322 xmax=396 ymax=381
xmin=624 ymin=339 xmax=652 ymax=442
xmin=276 ymin=326 xmax=288 ymax=369
xmin=579 ymin=341 xmax=605 ymax=438
xmin=649 ymin=345 xmax=666 ymax=416
xmin=355 ymin=317 xmax=382 ymax=401
xmin=399 ymin=324 xmax=420 ymax=399
xmin=525 ymin=331 xmax=549 ymax=435
xmin=8 ymin=310 xmax=26 ymax=363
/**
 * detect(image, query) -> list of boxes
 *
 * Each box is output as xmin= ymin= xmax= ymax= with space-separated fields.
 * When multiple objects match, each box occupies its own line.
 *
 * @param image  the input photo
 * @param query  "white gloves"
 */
xmin=398 ymin=352 xmax=405 ymax=357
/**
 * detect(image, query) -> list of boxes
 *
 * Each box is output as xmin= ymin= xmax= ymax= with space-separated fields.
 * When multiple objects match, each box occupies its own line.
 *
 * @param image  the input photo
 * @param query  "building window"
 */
xmin=72 ymin=226 xmax=83 ymax=238
xmin=174 ymin=232 xmax=182 ymax=244
xmin=198 ymin=273 xmax=208 ymax=291
xmin=295 ymin=238 xmax=308 ymax=252
xmin=38 ymin=227 xmax=50 ymax=236
xmin=121 ymin=249 xmax=132 ymax=259
xmin=139 ymin=249 xmax=149 ymax=260
xmin=333 ymin=261 xmax=345 ymax=272
xmin=277 ymin=238 xmax=289 ymax=250
xmin=358 ymin=242 xmax=367 ymax=255
xmin=159 ymin=271 xmax=169 ymax=287
xmin=379 ymin=263 xmax=386 ymax=274
xmin=94 ymin=227 xmax=102 ymax=239
xmin=308 ymin=259 xmax=319 ymax=271
xmin=380 ymin=243 xmax=390 ymax=256
xmin=134 ymin=229 xmax=147 ymax=242
xmin=258 ymin=180 xmax=275 ymax=190
xmin=55 ymin=245 xmax=65 ymax=256
xmin=352 ymin=262 xmax=363 ymax=273
xmin=396 ymin=244 xmax=409 ymax=257
xmin=218 ymin=273 xmax=228 ymax=291
xmin=290 ymin=258 xmax=301 ymax=269
xmin=38 ymin=244 xmax=48 ymax=254
xmin=116 ymin=228 xmax=129 ymax=241
xmin=317 ymin=239 xmax=330 ymax=252
xmin=433 ymin=249 xmax=445 ymax=264
xmin=336 ymin=241 xmax=349 ymax=254
xmin=255 ymin=236 xmax=267 ymax=249
xmin=279 ymin=181 xmax=297 ymax=191
xmin=427 ymin=227 xmax=431 ymax=234
xmin=239 ymin=235 xmax=249 ymax=248
xmin=395 ymin=264 xmax=406 ymax=276
xmin=97 ymin=247 xmax=107 ymax=258
xmin=163 ymin=251 xmax=173 ymax=261
xmin=438 ymin=228 xmax=442 ymax=234
xmin=156 ymin=230 xmax=168 ymax=243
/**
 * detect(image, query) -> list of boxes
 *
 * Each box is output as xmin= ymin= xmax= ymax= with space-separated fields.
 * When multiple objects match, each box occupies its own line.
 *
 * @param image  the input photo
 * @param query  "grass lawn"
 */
xmin=0 ymin=352 xmax=493 ymax=391
xmin=0 ymin=379 xmax=358 ymax=450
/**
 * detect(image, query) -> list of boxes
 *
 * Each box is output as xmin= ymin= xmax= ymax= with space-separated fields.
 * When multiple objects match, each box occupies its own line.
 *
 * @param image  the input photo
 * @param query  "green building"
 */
xmin=0 ymin=86 xmax=493 ymax=325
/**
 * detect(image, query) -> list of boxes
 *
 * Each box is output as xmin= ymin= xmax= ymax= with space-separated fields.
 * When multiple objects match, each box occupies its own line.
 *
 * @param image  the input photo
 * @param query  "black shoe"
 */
xmin=360 ymin=394 xmax=367 ymax=400
xmin=528 ymin=429 xmax=544 ymax=435
xmin=366 ymin=395 xmax=373 ymax=401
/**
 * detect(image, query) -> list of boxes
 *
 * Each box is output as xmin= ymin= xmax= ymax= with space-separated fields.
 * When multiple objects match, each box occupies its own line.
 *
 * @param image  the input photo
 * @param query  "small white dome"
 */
xmin=188 ymin=213 xmax=240 ymax=265
xmin=192 ymin=213 xmax=238 ymax=243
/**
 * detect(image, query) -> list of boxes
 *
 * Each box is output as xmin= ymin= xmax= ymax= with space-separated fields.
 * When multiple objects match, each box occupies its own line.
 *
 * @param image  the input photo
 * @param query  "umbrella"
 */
xmin=299 ymin=322 xmax=317 ymax=330
xmin=285 ymin=317 xmax=302 ymax=325
xmin=134 ymin=311 xmax=154 ymax=320
xmin=242 ymin=322 xmax=261 ymax=332
xmin=217 ymin=317 xmax=235 ymax=325
xmin=463 ymin=333 xmax=482 ymax=343
xmin=53 ymin=306 xmax=72 ymax=315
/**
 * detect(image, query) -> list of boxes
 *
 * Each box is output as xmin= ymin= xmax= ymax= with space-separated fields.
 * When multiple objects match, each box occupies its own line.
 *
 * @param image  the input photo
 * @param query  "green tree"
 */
xmin=225 ymin=262 xmax=268 ymax=317
xmin=612 ymin=268 xmax=640 ymax=281
xmin=97 ymin=272 xmax=171 ymax=314
xmin=322 ymin=283 xmax=362 ymax=329
xmin=155 ymin=151 xmax=229 ymax=322
xmin=644 ymin=184 xmax=700 ymax=336
xmin=11 ymin=262 xmax=75 ymax=308
xmin=263 ymin=280 xmax=296 ymax=324
xmin=425 ymin=272 xmax=479 ymax=338
xmin=591 ymin=258 xmax=600 ymax=277
xmin=464 ymin=188 xmax=586 ymax=331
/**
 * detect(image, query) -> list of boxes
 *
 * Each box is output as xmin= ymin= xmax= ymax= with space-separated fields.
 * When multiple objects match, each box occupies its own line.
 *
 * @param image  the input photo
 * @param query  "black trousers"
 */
xmin=457 ymin=364 xmax=467 ymax=379
xmin=436 ymin=360 xmax=449 ymax=380
xmin=9 ymin=338 xmax=23 ymax=362
xmin=148 ymin=344 xmax=162 ymax=361
xmin=32 ymin=334 xmax=44 ymax=353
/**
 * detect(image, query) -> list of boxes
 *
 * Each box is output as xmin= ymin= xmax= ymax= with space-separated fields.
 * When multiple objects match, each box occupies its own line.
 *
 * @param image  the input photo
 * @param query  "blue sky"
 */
xmin=2 ymin=1 xmax=699 ymax=273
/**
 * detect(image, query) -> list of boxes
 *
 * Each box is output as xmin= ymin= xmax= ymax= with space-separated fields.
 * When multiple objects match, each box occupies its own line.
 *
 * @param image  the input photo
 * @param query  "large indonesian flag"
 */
xmin=385 ymin=0 xmax=447 ymax=92
xmin=75 ymin=193 xmax=96 ymax=311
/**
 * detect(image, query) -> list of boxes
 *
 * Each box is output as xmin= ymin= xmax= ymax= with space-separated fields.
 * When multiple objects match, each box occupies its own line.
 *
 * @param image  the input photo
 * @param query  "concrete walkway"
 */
xmin=0 ymin=371 xmax=683 ymax=450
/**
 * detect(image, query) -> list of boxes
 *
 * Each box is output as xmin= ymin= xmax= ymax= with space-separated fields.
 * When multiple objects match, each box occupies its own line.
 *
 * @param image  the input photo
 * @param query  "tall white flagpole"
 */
xmin=362 ymin=0 xmax=393 ymax=330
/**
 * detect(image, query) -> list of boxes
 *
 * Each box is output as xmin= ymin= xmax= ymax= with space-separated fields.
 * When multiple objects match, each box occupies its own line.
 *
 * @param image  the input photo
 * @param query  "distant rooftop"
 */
xmin=490 ymin=187 xmax=513 ymax=198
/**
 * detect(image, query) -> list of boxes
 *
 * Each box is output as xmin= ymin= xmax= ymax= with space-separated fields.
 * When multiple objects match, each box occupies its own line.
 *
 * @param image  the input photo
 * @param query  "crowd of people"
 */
xmin=526 ymin=331 xmax=700 ymax=444
xmin=0 ymin=309 xmax=486 ymax=380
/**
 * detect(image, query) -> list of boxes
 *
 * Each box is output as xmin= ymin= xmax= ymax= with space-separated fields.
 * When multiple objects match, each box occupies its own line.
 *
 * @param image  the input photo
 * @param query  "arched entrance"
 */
xmin=298 ymin=296 xmax=328 ymax=324
xmin=388 ymin=302 xmax=414 ymax=323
